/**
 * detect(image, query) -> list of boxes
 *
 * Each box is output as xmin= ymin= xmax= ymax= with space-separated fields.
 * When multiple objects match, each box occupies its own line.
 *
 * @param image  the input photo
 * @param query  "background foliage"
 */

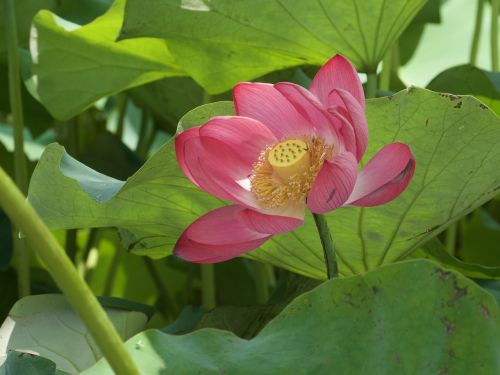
xmin=0 ymin=0 xmax=499 ymax=373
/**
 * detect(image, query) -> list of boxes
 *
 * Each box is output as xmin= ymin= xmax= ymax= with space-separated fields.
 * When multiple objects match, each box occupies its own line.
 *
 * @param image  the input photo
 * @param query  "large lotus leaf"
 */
xmin=0 ymin=295 xmax=148 ymax=374
xmin=83 ymin=260 xmax=499 ymax=374
xmin=427 ymin=65 xmax=500 ymax=116
xmin=120 ymin=0 xmax=427 ymax=93
xmin=27 ymin=89 xmax=500 ymax=277
xmin=27 ymin=0 xmax=184 ymax=120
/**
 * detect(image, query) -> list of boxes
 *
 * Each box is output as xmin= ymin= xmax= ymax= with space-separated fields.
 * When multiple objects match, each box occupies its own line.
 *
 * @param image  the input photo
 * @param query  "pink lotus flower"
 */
xmin=174 ymin=55 xmax=415 ymax=263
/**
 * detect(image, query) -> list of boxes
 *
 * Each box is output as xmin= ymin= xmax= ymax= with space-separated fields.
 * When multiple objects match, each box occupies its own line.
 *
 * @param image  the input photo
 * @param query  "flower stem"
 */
xmin=312 ymin=213 xmax=338 ymax=279
xmin=470 ymin=0 xmax=485 ymax=65
xmin=0 ymin=167 xmax=140 ymax=375
xmin=253 ymin=261 xmax=269 ymax=304
xmin=5 ymin=0 xmax=30 ymax=297
xmin=201 ymin=264 xmax=216 ymax=309
xmin=365 ymin=72 xmax=378 ymax=99
xmin=492 ymin=0 xmax=499 ymax=71
xmin=115 ymin=94 xmax=128 ymax=138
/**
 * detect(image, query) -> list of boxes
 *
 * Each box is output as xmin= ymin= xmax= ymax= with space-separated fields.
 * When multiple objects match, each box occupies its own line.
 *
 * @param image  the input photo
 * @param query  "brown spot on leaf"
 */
xmin=447 ymin=285 xmax=467 ymax=307
xmin=441 ymin=317 xmax=455 ymax=334
xmin=479 ymin=103 xmax=488 ymax=109
xmin=372 ymin=286 xmax=380 ymax=294
xmin=453 ymin=101 xmax=462 ymax=109
xmin=480 ymin=303 xmax=490 ymax=320
xmin=435 ymin=268 xmax=452 ymax=281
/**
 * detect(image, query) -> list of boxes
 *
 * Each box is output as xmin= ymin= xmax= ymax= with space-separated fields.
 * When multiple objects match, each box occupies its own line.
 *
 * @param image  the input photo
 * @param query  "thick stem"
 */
xmin=470 ymin=0 xmax=485 ymax=65
xmin=365 ymin=72 xmax=378 ymax=99
xmin=5 ymin=0 xmax=30 ymax=296
xmin=201 ymin=264 xmax=216 ymax=310
xmin=312 ymin=213 xmax=338 ymax=279
xmin=253 ymin=262 xmax=269 ymax=304
xmin=492 ymin=0 xmax=499 ymax=71
xmin=0 ymin=167 xmax=140 ymax=375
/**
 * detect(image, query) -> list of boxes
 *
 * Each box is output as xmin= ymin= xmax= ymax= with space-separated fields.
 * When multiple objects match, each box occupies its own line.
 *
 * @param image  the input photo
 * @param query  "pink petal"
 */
xmin=307 ymin=152 xmax=358 ymax=214
xmin=273 ymin=82 xmax=344 ymax=149
xmin=328 ymin=89 xmax=368 ymax=161
xmin=346 ymin=143 xmax=415 ymax=206
xmin=174 ymin=205 xmax=272 ymax=263
xmin=240 ymin=209 xmax=303 ymax=234
xmin=233 ymin=82 xmax=312 ymax=138
xmin=200 ymin=116 xmax=277 ymax=167
xmin=310 ymin=55 xmax=365 ymax=109
xmin=175 ymin=130 xmax=256 ymax=208
xmin=175 ymin=127 xmax=201 ymax=187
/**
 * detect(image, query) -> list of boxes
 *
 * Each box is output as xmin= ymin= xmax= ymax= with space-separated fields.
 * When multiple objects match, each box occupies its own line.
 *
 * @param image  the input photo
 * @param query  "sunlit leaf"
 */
xmin=120 ymin=0 xmax=427 ymax=93
xmin=27 ymin=0 xmax=184 ymax=120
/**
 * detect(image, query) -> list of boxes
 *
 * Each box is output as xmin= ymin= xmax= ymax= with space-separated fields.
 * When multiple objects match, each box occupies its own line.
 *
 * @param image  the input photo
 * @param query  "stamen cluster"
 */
xmin=250 ymin=136 xmax=334 ymax=208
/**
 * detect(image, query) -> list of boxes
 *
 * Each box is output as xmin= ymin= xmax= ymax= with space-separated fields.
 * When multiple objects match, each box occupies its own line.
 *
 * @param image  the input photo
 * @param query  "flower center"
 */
xmin=267 ymin=140 xmax=310 ymax=181
xmin=250 ymin=136 xmax=333 ymax=208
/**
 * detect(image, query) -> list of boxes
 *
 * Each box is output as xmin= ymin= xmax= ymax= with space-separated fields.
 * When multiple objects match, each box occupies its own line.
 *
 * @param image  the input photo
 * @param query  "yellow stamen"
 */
xmin=250 ymin=136 xmax=334 ymax=208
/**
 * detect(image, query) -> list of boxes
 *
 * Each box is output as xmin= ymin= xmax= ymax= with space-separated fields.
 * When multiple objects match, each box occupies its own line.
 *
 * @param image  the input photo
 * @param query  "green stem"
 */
xmin=379 ymin=51 xmax=392 ymax=92
xmin=5 ymin=0 xmax=30 ymax=297
xmin=65 ymin=229 xmax=78 ymax=263
xmin=135 ymin=109 xmax=150 ymax=157
xmin=312 ymin=213 xmax=338 ymax=279
xmin=77 ymin=113 xmax=87 ymax=153
xmin=253 ymin=262 xmax=269 ymax=304
xmin=78 ymin=228 xmax=99 ymax=278
xmin=13 ymin=237 xmax=30 ymax=297
xmin=201 ymin=264 xmax=216 ymax=310
xmin=470 ymin=0 xmax=485 ymax=65
xmin=115 ymin=94 xmax=128 ymax=138
xmin=492 ymin=0 xmax=499 ymax=71
xmin=445 ymin=223 xmax=457 ymax=255
xmin=264 ymin=263 xmax=276 ymax=287
xmin=365 ymin=72 xmax=378 ymax=99
xmin=143 ymin=258 xmax=179 ymax=316
xmin=0 ymin=167 xmax=140 ymax=375
xmin=103 ymin=247 xmax=123 ymax=296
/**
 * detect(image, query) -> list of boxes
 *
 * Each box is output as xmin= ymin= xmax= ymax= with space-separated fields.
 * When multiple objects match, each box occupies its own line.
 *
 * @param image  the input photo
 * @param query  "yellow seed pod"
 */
xmin=268 ymin=139 xmax=310 ymax=181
